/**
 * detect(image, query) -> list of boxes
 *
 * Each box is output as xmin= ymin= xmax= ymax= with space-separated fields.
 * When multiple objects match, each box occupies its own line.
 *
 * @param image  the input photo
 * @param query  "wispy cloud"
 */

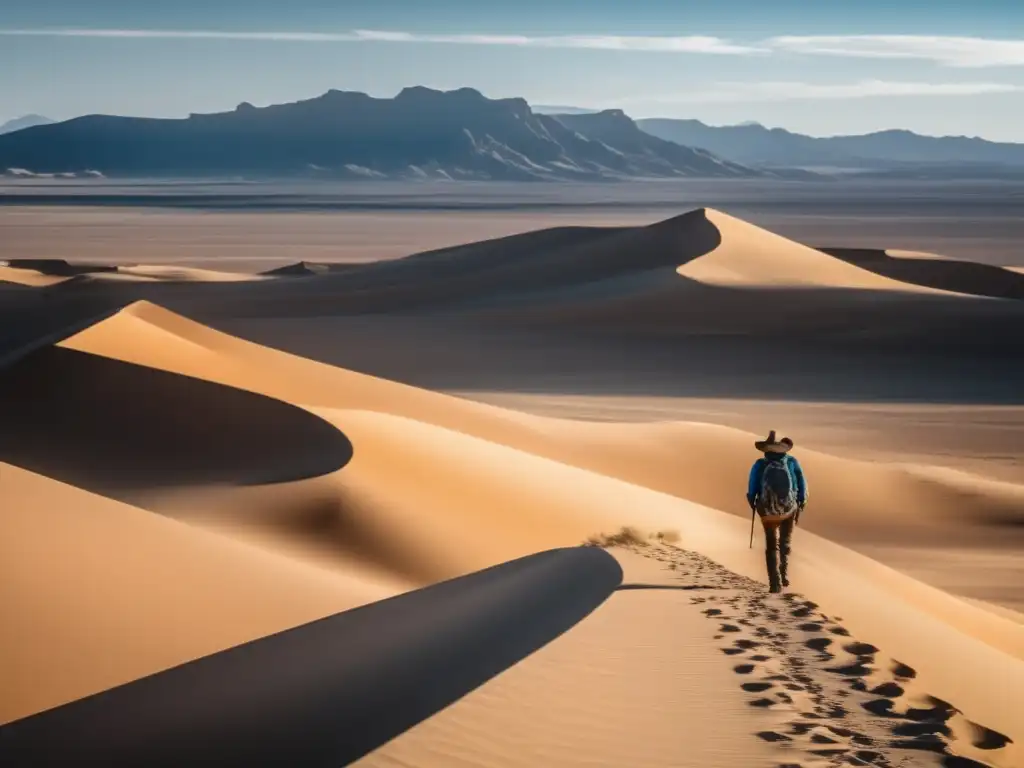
xmin=352 ymin=30 xmax=761 ymax=54
xmin=769 ymin=35 xmax=1024 ymax=68
xmin=0 ymin=28 xmax=364 ymax=41
xmin=0 ymin=27 xmax=761 ymax=54
xmin=5 ymin=27 xmax=1023 ymax=68
xmin=631 ymin=80 xmax=1023 ymax=104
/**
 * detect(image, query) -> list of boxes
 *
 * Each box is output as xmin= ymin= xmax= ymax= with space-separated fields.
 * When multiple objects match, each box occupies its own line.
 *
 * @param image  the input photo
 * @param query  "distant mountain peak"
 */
xmin=316 ymin=89 xmax=372 ymax=104
xmin=571 ymin=109 xmax=633 ymax=127
xmin=0 ymin=114 xmax=56 ymax=135
xmin=396 ymin=85 xmax=443 ymax=98
xmin=396 ymin=85 xmax=485 ymax=101
xmin=867 ymin=128 xmax=917 ymax=137
xmin=12 ymin=113 xmax=51 ymax=123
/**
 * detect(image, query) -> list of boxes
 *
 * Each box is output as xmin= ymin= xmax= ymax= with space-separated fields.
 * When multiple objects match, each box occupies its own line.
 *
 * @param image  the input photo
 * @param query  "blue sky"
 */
xmin=3 ymin=1 xmax=1023 ymax=140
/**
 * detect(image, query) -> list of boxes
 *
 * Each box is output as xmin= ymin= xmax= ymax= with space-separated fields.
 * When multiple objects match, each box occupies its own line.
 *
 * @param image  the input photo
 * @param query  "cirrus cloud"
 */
xmin=3 ymin=27 xmax=1023 ymax=68
xmin=0 ymin=27 xmax=762 ymax=54
xmin=351 ymin=29 xmax=761 ymax=54
xmin=769 ymin=35 xmax=1024 ymax=68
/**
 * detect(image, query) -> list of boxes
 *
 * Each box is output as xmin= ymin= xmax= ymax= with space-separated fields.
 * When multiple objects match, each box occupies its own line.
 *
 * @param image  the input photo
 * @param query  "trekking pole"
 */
xmin=749 ymin=505 xmax=756 ymax=548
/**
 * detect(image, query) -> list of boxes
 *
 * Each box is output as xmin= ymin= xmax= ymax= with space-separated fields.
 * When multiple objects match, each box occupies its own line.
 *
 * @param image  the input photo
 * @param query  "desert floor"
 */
xmin=1 ymin=182 xmax=1023 ymax=767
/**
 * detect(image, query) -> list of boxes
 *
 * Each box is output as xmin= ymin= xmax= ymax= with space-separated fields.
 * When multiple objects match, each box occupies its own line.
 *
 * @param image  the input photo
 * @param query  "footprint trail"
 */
xmin=628 ymin=543 xmax=1014 ymax=768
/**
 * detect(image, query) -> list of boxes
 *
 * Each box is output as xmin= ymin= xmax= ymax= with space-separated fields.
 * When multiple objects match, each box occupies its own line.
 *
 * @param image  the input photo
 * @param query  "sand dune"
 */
xmin=45 ymin=304 xmax=1024 ymax=655
xmin=263 ymin=207 xmax=961 ymax=298
xmin=1 ymin=258 xmax=118 ymax=278
xmin=357 ymin=206 xmax=952 ymax=300
xmin=678 ymin=209 xmax=952 ymax=291
xmin=6 ymin=209 xmax=1020 ymax=353
xmin=360 ymin=546 xmax=1020 ymax=768
xmin=252 ymin=207 xmax=963 ymax=324
xmin=0 ymin=463 xmax=394 ymax=724
xmin=822 ymin=246 xmax=1024 ymax=299
xmin=74 ymin=264 xmax=269 ymax=283
xmin=0 ymin=207 xmax=922 ymax=304
xmin=887 ymin=249 xmax=954 ymax=260
xmin=0 ymin=265 xmax=73 ymax=287
xmin=176 ymin=215 xmax=692 ymax=316
xmin=3 ymin=204 xmax=1024 ymax=766
xmin=357 ymin=551 xmax=782 ymax=768
xmin=0 ymin=261 xmax=267 ymax=285
xmin=3 ymin=208 xmax=1019 ymax=312
xmin=114 ymin=265 xmax=266 ymax=282
xmin=0 ymin=547 xmax=622 ymax=768
xmin=6 ymin=448 xmax=1024 ymax=762
xmin=58 ymin=303 xmax=1024 ymax=555
xmin=0 ymin=344 xmax=353 ymax=492
xmin=261 ymin=260 xmax=386 ymax=277
xmin=292 ymin=208 xmax=1011 ymax=349
xmin=147 ymin=410 xmax=637 ymax=586
xmin=22 ymin=210 xmax=1016 ymax=376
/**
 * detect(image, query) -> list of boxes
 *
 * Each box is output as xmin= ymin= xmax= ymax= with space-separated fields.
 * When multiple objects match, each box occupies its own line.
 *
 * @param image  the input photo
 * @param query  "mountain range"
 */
xmin=636 ymin=118 xmax=1024 ymax=173
xmin=0 ymin=89 xmax=781 ymax=181
xmin=4 ymin=91 xmax=1023 ymax=181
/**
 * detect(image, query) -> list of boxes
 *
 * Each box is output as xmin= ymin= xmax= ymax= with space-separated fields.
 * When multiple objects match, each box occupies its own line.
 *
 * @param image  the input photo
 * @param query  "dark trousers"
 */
xmin=762 ymin=516 xmax=795 ymax=588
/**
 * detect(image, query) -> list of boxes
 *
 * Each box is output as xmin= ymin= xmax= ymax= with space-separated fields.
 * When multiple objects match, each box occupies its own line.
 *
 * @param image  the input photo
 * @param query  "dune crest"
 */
xmin=677 ymin=209 xmax=956 ymax=292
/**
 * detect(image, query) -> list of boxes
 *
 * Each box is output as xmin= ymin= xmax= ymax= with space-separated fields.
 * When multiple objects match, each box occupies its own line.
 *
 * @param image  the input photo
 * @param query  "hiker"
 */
xmin=747 ymin=431 xmax=807 ymax=593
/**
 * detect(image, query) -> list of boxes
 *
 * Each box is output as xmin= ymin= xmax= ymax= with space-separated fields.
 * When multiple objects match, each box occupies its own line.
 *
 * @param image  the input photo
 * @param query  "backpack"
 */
xmin=758 ymin=456 xmax=797 ymax=519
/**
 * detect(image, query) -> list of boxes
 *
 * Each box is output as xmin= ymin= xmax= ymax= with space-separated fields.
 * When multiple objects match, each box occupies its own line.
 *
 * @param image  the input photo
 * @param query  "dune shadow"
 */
xmin=163 ymin=213 xmax=722 ymax=318
xmin=212 ymin=306 xmax=1024 ymax=406
xmin=0 ymin=546 xmax=623 ymax=768
xmin=0 ymin=290 xmax=131 ymax=368
xmin=0 ymin=345 xmax=352 ymax=491
xmin=822 ymin=247 xmax=1024 ymax=301
xmin=5 ymin=258 xmax=119 ymax=277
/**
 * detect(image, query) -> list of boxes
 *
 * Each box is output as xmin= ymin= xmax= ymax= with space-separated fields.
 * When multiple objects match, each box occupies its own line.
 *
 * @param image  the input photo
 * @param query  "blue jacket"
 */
xmin=747 ymin=452 xmax=807 ymax=507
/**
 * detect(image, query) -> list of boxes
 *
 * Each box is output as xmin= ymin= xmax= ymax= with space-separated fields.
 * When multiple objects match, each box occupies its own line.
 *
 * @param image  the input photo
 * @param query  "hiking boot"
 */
xmin=769 ymin=583 xmax=782 ymax=594
xmin=781 ymin=576 xmax=790 ymax=588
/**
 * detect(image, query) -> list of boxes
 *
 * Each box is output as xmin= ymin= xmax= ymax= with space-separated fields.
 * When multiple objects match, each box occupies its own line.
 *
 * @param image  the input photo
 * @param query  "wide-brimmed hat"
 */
xmin=754 ymin=430 xmax=793 ymax=453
